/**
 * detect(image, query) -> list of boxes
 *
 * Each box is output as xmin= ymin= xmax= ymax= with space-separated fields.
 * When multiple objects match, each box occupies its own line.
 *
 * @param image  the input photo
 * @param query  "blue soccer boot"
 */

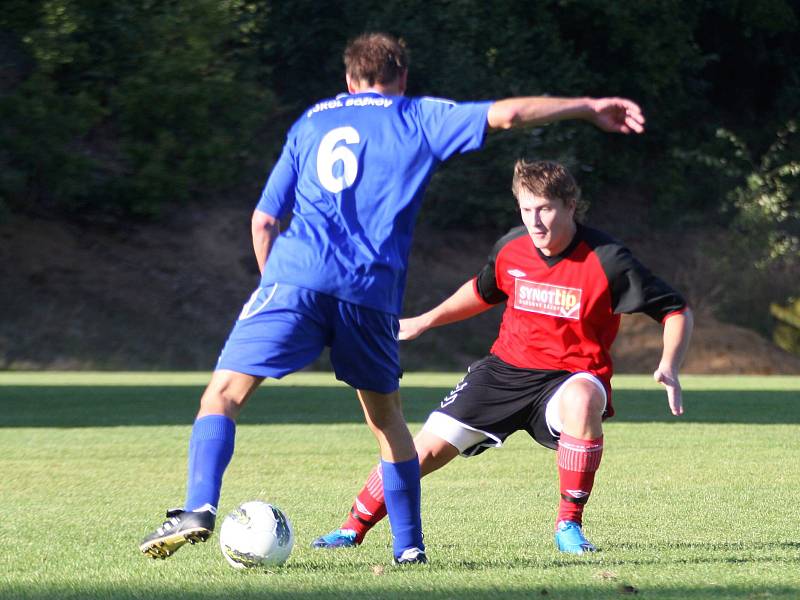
xmin=310 ymin=528 xmax=359 ymax=549
xmin=555 ymin=520 xmax=597 ymax=555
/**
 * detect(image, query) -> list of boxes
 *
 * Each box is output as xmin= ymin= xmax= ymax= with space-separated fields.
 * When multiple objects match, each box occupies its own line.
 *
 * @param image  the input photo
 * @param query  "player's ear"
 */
xmin=397 ymin=69 xmax=408 ymax=95
xmin=566 ymin=197 xmax=577 ymax=217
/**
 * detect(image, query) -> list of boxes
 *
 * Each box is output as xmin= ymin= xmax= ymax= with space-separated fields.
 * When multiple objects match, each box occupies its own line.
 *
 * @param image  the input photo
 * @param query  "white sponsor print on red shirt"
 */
xmin=513 ymin=278 xmax=582 ymax=320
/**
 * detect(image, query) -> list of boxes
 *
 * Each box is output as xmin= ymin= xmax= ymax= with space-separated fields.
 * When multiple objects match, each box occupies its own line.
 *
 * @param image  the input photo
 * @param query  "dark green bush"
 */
xmin=0 ymin=0 xmax=274 ymax=220
xmin=1 ymin=0 xmax=797 ymax=232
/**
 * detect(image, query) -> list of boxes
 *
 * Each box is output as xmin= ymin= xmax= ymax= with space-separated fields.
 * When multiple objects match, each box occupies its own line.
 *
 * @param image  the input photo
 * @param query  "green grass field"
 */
xmin=1 ymin=372 xmax=799 ymax=599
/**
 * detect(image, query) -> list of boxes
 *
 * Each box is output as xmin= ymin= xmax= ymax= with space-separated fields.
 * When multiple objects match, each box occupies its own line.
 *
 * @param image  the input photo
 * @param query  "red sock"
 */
xmin=556 ymin=432 xmax=603 ymax=526
xmin=341 ymin=464 xmax=388 ymax=543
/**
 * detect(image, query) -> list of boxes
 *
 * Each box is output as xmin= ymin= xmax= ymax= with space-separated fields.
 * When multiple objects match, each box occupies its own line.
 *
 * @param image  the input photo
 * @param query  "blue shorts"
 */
xmin=216 ymin=283 xmax=402 ymax=393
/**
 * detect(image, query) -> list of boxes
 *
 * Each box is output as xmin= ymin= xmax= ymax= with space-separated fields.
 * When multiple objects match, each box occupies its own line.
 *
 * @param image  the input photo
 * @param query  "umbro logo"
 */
xmin=566 ymin=489 xmax=589 ymax=498
xmin=355 ymin=499 xmax=373 ymax=516
xmin=507 ymin=268 xmax=527 ymax=277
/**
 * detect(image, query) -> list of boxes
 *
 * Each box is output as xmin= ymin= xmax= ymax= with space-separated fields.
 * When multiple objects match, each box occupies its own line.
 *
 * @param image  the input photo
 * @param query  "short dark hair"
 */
xmin=343 ymin=32 xmax=408 ymax=86
xmin=512 ymin=160 xmax=586 ymax=219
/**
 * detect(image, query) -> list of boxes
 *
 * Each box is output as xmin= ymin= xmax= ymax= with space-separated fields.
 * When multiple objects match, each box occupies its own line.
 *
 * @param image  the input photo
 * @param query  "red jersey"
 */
xmin=473 ymin=224 xmax=686 ymax=414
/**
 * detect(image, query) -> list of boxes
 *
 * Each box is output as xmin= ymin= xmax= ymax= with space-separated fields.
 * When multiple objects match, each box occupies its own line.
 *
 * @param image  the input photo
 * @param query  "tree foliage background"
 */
xmin=1 ymin=0 xmax=798 ymax=350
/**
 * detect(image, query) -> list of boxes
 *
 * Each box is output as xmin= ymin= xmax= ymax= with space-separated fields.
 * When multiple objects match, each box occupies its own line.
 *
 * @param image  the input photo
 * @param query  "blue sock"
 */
xmin=184 ymin=415 xmax=236 ymax=513
xmin=381 ymin=456 xmax=423 ymax=557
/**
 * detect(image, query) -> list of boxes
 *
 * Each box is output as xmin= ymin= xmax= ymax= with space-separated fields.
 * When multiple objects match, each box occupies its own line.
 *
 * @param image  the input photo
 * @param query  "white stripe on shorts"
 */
xmin=238 ymin=283 xmax=278 ymax=320
xmin=422 ymin=411 xmax=502 ymax=456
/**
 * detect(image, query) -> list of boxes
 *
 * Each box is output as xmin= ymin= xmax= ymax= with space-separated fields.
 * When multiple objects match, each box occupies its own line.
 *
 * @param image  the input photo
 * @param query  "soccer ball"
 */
xmin=219 ymin=501 xmax=295 ymax=569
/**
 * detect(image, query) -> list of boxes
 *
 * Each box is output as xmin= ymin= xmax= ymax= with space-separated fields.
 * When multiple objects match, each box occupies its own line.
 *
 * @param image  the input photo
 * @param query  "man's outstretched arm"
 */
xmin=653 ymin=308 xmax=695 ymax=416
xmin=400 ymin=279 xmax=495 ymax=341
xmin=487 ymin=96 xmax=645 ymax=134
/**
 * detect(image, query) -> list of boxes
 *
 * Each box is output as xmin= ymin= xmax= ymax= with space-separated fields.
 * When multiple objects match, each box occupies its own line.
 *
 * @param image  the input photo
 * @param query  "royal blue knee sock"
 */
xmin=184 ymin=415 xmax=236 ymax=513
xmin=381 ymin=456 xmax=423 ymax=557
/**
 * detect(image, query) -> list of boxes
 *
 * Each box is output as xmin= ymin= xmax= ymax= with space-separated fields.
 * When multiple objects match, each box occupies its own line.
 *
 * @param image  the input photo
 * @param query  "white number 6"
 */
xmin=316 ymin=126 xmax=360 ymax=193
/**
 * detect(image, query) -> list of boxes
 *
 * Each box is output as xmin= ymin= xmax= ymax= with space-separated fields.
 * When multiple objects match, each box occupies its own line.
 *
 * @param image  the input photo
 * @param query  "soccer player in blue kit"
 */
xmin=139 ymin=32 xmax=646 ymax=565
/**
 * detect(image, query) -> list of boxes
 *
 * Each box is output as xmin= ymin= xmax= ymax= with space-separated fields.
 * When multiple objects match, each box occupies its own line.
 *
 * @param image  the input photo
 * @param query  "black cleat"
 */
xmin=393 ymin=547 xmax=428 ymax=565
xmin=139 ymin=508 xmax=216 ymax=559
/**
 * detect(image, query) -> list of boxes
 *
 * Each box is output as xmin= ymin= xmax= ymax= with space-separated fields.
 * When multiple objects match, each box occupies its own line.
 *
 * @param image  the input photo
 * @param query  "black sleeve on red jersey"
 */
xmin=582 ymin=226 xmax=687 ymax=322
xmin=474 ymin=226 xmax=527 ymax=305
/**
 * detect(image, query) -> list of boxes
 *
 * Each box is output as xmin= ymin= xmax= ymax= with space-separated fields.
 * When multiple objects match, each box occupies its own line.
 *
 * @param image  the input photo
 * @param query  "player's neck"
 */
xmin=349 ymin=85 xmax=404 ymax=96
xmin=346 ymin=73 xmax=406 ymax=96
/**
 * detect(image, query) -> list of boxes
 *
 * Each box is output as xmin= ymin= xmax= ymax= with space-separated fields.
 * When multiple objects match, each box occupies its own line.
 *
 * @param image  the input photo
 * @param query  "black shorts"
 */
xmin=430 ymin=355 xmax=576 ymax=454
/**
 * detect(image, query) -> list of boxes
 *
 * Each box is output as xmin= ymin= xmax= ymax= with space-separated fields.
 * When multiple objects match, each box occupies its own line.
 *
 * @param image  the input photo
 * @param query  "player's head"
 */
xmin=344 ymin=32 xmax=408 ymax=95
xmin=512 ymin=160 xmax=581 ymax=256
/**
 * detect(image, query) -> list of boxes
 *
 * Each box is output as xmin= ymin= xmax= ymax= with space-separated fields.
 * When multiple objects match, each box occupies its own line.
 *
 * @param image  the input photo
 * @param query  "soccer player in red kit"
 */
xmin=312 ymin=160 xmax=694 ymax=554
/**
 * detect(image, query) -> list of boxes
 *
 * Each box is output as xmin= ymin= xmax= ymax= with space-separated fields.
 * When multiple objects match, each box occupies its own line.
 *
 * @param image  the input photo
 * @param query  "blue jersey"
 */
xmin=256 ymin=91 xmax=491 ymax=314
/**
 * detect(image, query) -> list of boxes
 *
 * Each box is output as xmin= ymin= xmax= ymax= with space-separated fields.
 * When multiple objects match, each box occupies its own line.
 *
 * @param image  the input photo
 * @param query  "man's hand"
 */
xmin=588 ymin=98 xmax=645 ymax=134
xmin=653 ymin=365 xmax=683 ymax=416
xmin=398 ymin=280 xmax=494 ymax=341
xmin=398 ymin=316 xmax=428 ymax=341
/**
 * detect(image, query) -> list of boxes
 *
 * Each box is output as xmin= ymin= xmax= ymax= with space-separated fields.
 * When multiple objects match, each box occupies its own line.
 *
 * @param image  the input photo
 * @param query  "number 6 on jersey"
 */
xmin=317 ymin=126 xmax=360 ymax=193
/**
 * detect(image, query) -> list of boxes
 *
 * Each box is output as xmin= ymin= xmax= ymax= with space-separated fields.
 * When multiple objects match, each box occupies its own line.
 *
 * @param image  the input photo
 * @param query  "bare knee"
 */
xmin=358 ymin=389 xmax=415 ymax=462
xmin=358 ymin=390 xmax=405 ymax=433
xmin=559 ymin=380 xmax=605 ymax=438
xmin=198 ymin=370 xmax=263 ymax=420
xmin=414 ymin=430 xmax=459 ymax=476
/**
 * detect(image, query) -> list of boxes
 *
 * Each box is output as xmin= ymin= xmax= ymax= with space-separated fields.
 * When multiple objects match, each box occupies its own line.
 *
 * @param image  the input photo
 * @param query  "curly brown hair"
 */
xmin=343 ymin=32 xmax=408 ymax=86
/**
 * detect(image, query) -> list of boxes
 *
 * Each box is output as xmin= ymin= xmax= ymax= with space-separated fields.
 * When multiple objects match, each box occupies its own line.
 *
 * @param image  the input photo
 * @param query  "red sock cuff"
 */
xmin=365 ymin=464 xmax=384 ymax=503
xmin=557 ymin=433 xmax=603 ymax=472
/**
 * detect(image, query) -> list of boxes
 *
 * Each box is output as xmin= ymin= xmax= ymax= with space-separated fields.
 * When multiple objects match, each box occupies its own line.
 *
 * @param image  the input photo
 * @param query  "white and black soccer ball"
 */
xmin=219 ymin=501 xmax=295 ymax=569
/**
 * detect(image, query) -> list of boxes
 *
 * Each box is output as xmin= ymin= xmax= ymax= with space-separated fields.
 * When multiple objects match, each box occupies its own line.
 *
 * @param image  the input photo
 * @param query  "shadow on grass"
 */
xmin=1 ymin=582 xmax=798 ymax=600
xmin=444 ymin=540 xmax=800 ymax=572
xmin=0 ymin=385 xmax=799 ymax=427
